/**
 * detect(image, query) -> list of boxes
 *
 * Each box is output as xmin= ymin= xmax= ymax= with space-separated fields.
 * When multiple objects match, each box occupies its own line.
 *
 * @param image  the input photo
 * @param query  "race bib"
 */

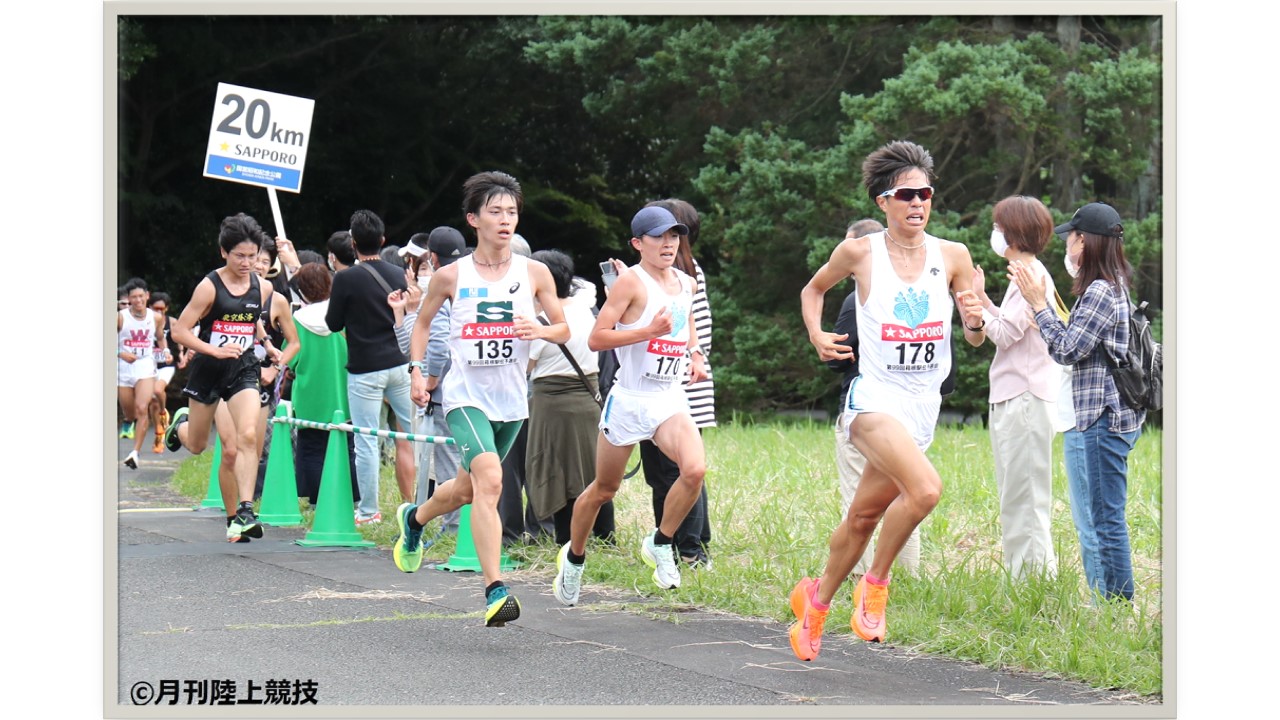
xmin=461 ymin=322 xmax=518 ymax=366
xmin=879 ymin=320 xmax=944 ymax=373
xmin=122 ymin=328 xmax=152 ymax=354
xmin=643 ymin=337 xmax=687 ymax=383
xmin=209 ymin=319 xmax=255 ymax=353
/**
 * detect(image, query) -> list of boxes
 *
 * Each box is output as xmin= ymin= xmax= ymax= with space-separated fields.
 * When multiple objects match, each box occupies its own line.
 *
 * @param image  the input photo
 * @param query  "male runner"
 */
xmin=163 ymin=213 xmax=281 ymax=542
xmin=553 ymin=205 xmax=708 ymax=606
xmin=118 ymin=278 xmax=165 ymax=469
xmin=393 ymin=171 xmax=568 ymax=627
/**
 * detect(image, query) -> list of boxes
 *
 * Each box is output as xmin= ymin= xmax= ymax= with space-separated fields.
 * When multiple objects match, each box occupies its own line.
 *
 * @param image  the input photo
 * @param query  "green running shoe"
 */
xmin=392 ymin=503 xmax=424 ymax=573
xmin=226 ymin=506 xmax=263 ymax=543
xmin=163 ymin=407 xmax=188 ymax=453
xmin=120 ymin=421 xmax=134 ymax=439
xmin=484 ymin=586 xmax=521 ymax=627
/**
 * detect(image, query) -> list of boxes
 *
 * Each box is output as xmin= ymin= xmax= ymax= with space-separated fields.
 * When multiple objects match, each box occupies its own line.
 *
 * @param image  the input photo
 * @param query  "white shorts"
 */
xmin=155 ymin=366 xmax=176 ymax=385
xmin=117 ymin=356 xmax=158 ymax=388
xmin=838 ymin=376 xmax=941 ymax=452
xmin=599 ymin=385 xmax=688 ymax=447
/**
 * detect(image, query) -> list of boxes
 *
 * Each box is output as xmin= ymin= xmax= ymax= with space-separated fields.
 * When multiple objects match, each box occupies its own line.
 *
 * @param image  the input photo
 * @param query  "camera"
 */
xmin=599 ymin=260 xmax=618 ymax=289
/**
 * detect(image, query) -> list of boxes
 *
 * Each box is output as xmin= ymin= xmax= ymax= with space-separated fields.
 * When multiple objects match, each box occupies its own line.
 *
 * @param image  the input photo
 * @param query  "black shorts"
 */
xmin=182 ymin=352 xmax=261 ymax=405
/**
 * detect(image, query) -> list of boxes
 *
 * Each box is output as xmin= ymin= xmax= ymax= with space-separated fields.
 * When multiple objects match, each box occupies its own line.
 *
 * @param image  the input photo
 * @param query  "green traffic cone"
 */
xmin=258 ymin=401 xmax=302 ymax=526
xmin=200 ymin=435 xmax=224 ymax=509
xmin=296 ymin=409 xmax=374 ymax=547
xmin=440 ymin=504 xmax=521 ymax=572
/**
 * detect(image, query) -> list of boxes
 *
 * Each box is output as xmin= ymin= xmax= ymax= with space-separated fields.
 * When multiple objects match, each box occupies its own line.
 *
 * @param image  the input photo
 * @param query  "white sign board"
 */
xmin=203 ymin=83 xmax=315 ymax=193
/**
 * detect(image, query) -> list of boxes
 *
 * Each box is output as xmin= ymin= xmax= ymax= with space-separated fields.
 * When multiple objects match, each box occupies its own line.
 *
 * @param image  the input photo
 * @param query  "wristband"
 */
xmin=965 ymin=319 xmax=986 ymax=331
xmin=408 ymin=360 xmax=426 ymax=374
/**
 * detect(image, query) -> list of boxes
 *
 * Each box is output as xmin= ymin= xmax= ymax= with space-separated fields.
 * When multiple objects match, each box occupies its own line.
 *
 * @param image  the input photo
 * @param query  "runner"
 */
xmin=118 ymin=278 xmax=165 ymax=469
xmin=163 ymin=213 xmax=281 ymax=542
xmin=790 ymin=140 xmax=985 ymax=657
xmin=253 ymin=241 xmax=301 ymax=498
xmin=147 ymin=292 xmax=183 ymax=454
xmin=552 ymin=205 xmax=708 ymax=606
xmin=393 ymin=171 xmax=568 ymax=628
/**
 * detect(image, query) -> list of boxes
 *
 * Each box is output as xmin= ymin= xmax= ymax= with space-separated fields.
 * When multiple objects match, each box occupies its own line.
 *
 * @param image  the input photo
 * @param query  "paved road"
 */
xmin=111 ymin=437 xmax=1148 ymax=715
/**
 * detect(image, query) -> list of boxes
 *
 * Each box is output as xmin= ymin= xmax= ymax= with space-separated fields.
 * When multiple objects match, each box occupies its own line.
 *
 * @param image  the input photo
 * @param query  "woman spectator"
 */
xmin=1010 ymin=202 xmax=1143 ymax=603
xmin=525 ymin=249 xmax=615 ymax=545
xmin=971 ymin=196 xmax=1062 ymax=580
xmin=289 ymin=262 xmax=358 ymax=506
xmin=638 ymin=198 xmax=715 ymax=568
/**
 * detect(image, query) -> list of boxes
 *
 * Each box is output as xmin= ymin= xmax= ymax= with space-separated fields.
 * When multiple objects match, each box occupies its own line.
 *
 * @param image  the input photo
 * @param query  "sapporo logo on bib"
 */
xmin=882 ymin=288 xmax=943 ymax=373
xmin=462 ymin=300 xmax=518 ymax=366
xmin=210 ymin=316 xmax=255 ymax=352
xmin=643 ymin=302 xmax=689 ymax=382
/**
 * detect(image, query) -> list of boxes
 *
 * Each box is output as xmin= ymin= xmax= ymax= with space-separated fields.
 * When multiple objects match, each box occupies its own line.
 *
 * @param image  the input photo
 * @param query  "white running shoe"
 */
xmin=552 ymin=543 xmax=584 ymax=606
xmin=123 ymin=450 xmax=139 ymax=469
xmin=641 ymin=531 xmax=681 ymax=590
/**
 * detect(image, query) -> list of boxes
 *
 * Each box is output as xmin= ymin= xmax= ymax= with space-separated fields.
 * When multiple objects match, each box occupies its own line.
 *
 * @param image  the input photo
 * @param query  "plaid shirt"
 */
xmin=1033 ymin=279 xmax=1145 ymax=433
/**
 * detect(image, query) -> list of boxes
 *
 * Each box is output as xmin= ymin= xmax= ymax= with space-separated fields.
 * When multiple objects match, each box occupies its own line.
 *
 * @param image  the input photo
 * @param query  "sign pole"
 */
xmin=267 ymin=186 xmax=286 ymax=239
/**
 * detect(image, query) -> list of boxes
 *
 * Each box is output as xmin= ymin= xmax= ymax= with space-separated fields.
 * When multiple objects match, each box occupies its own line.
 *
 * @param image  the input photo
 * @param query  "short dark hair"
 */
xmin=349 ymin=209 xmax=385 ymax=256
xmin=218 ymin=213 xmax=266 ymax=254
xmin=124 ymin=277 xmax=148 ymax=294
xmin=462 ymin=171 xmax=523 ymax=217
xmin=531 ymin=249 xmax=575 ymax=299
xmin=327 ymin=230 xmax=357 ymax=267
xmin=296 ymin=249 xmax=324 ymax=267
xmin=862 ymin=140 xmax=935 ymax=201
xmin=992 ymin=196 xmax=1053 ymax=255
xmin=149 ymin=291 xmax=171 ymax=307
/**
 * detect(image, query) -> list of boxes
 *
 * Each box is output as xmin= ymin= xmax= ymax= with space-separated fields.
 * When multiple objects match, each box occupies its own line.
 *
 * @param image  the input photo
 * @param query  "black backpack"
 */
xmin=1106 ymin=299 xmax=1163 ymax=412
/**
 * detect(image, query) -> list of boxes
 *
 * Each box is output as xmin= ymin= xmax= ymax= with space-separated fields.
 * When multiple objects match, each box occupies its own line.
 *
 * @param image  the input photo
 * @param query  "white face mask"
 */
xmin=417 ymin=277 xmax=431 ymax=291
xmin=1064 ymin=253 xmax=1079 ymax=278
xmin=989 ymin=227 xmax=1009 ymax=258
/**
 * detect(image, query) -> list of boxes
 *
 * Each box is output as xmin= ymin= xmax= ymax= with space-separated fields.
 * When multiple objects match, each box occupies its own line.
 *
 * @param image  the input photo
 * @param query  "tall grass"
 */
xmin=166 ymin=421 xmax=1163 ymax=696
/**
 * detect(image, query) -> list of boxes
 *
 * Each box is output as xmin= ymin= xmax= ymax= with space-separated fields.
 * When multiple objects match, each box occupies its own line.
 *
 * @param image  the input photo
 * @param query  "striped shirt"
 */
xmin=684 ymin=260 xmax=716 ymax=428
xmin=1032 ymin=279 xmax=1144 ymax=433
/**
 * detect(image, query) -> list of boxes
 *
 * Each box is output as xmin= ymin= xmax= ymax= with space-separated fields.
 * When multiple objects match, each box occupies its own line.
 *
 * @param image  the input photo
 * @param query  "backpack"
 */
xmin=1106 ymin=299 xmax=1163 ymax=412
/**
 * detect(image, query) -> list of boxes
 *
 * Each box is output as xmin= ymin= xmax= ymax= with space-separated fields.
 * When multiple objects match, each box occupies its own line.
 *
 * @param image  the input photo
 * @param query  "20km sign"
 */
xmin=203 ymin=83 xmax=315 ymax=193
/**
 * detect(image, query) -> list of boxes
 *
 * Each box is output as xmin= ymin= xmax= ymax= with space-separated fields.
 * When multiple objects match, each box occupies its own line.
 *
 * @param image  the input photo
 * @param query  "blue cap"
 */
xmin=630 ymin=206 xmax=689 ymax=239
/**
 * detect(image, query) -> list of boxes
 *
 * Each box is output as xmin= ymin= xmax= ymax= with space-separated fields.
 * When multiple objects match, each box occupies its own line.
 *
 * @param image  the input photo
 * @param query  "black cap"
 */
xmin=1054 ymin=202 xmax=1123 ymax=238
xmin=426 ymin=226 xmax=468 ymax=265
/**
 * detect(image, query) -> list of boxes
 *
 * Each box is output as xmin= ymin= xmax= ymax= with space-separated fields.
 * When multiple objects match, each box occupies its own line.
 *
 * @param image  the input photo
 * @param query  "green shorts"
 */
xmin=445 ymin=406 xmax=524 ymax=472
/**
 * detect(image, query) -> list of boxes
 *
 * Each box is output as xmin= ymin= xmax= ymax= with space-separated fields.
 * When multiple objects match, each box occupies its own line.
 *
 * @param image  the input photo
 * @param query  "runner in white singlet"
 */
xmin=790 ymin=141 xmax=987 ymax=658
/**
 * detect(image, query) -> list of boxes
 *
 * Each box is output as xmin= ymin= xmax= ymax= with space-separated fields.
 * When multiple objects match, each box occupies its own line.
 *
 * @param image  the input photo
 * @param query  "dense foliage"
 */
xmin=117 ymin=13 xmax=1164 ymax=421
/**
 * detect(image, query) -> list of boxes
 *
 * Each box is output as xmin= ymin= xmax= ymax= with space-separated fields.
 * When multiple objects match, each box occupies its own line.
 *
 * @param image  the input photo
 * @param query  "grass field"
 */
xmin=171 ymin=420 xmax=1164 ymax=698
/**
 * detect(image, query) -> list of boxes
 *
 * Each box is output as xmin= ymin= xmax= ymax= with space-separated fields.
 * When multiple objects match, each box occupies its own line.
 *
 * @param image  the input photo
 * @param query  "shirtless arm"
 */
xmin=942 ymin=241 xmax=987 ymax=347
xmin=801 ymin=237 xmax=867 ymax=362
xmin=171 ymin=280 xmax=241 ymax=360
xmin=516 ymin=262 xmax=569 ymax=345
xmin=587 ymin=270 xmax=673 ymax=353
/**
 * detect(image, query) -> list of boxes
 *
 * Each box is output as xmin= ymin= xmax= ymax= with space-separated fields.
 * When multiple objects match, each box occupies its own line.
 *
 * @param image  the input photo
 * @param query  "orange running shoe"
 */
xmin=851 ymin=575 xmax=889 ymax=642
xmin=788 ymin=577 xmax=828 ymax=661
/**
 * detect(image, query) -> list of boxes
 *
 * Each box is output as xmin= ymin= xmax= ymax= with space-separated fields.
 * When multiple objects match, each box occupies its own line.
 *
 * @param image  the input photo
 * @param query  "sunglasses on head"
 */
xmin=879 ymin=186 xmax=934 ymax=202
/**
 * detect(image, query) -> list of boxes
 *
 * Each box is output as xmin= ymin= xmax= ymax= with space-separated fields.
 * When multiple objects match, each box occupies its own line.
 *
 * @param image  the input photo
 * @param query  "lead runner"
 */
xmin=790 ymin=140 xmax=985 ymax=658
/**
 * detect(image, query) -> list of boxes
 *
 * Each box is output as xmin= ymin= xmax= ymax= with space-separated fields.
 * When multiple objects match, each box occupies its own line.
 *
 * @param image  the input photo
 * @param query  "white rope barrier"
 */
xmin=272 ymin=415 xmax=456 ymax=445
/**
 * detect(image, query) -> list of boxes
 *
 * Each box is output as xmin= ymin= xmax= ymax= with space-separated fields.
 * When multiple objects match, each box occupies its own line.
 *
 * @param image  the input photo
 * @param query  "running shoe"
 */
xmin=484 ymin=585 xmax=521 ymax=627
xmin=163 ymin=407 xmax=188 ymax=453
xmin=355 ymin=511 xmax=382 ymax=526
xmin=122 ymin=449 xmax=139 ymax=470
xmin=392 ymin=503 xmax=424 ymax=573
xmin=681 ymin=550 xmax=713 ymax=572
xmin=120 ymin=421 xmax=134 ymax=439
xmin=552 ymin=543 xmax=584 ymax=606
xmin=788 ymin=576 xmax=828 ymax=661
xmin=851 ymin=575 xmax=889 ymax=643
xmin=640 ymin=530 xmax=681 ymax=590
xmin=227 ymin=506 xmax=264 ymax=543
xmin=153 ymin=409 xmax=169 ymax=453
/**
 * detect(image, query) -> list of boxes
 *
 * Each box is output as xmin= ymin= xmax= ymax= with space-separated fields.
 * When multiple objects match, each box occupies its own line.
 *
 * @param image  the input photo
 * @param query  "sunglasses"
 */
xmin=879 ymin=186 xmax=934 ymax=202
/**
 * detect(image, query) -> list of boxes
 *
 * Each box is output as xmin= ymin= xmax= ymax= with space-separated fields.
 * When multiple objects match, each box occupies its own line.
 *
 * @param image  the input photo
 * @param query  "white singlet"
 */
xmin=442 ymin=254 xmax=536 ymax=421
xmin=613 ymin=265 xmax=695 ymax=394
xmin=117 ymin=308 xmax=158 ymax=383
